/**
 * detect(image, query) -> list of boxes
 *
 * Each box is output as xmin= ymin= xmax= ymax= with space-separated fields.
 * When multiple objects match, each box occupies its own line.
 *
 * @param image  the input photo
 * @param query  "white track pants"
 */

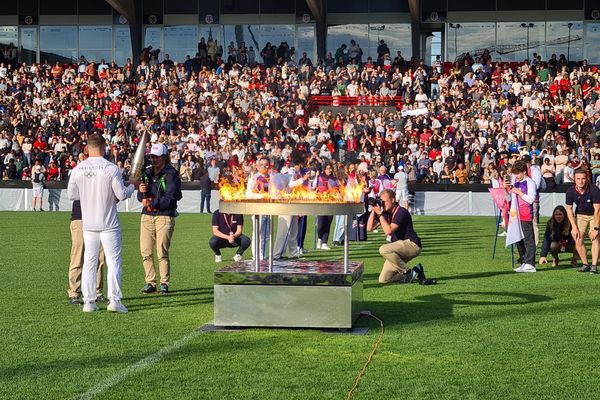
xmin=273 ymin=215 xmax=299 ymax=258
xmin=82 ymin=229 xmax=123 ymax=303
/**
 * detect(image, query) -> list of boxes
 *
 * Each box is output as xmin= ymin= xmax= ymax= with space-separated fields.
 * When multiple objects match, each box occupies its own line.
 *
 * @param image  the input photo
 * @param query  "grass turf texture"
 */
xmin=1 ymin=211 xmax=599 ymax=400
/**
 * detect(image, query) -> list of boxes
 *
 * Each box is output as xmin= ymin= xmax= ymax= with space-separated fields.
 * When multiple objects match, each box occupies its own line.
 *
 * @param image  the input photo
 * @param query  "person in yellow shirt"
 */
xmin=454 ymin=162 xmax=469 ymax=184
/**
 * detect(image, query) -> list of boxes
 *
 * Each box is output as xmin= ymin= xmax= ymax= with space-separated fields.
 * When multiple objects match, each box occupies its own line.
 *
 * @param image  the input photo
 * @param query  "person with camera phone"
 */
xmin=367 ymin=189 xmax=433 ymax=285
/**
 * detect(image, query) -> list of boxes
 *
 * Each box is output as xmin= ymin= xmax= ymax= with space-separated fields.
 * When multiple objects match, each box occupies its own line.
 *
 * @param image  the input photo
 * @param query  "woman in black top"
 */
xmin=539 ymin=205 xmax=576 ymax=268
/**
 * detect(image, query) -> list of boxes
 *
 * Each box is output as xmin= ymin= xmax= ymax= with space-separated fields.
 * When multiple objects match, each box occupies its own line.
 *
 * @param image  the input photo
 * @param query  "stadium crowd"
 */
xmin=1 ymin=38 xmax=600 ymax=191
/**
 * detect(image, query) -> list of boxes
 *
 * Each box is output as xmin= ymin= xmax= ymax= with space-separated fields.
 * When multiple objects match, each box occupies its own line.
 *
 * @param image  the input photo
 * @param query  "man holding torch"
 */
xmin=138 ymin=143 xmax=182 ymax=295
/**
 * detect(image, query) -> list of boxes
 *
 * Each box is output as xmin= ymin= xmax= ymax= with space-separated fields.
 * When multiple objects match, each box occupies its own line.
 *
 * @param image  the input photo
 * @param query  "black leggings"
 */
xmin=297 ymin=216 xmax=308 ymax=248
xmin=317 ymin=215 xmax=333 ymax=243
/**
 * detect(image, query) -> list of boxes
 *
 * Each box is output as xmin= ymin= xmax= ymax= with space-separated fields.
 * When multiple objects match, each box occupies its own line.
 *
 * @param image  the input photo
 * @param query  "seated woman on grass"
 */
xmin=539 ymin=205 xmax=576 ymax=268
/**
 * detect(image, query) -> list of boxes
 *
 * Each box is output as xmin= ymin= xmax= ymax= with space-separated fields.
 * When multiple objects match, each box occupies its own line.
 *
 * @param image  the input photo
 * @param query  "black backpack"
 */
xmin=33 ymin=171 xmax=43 ymax=183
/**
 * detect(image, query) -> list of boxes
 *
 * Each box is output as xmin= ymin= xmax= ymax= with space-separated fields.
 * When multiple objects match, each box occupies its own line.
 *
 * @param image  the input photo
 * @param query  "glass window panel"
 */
xmin=144 ymin=27 xmax=163 ymax=52
xmin=368 ymin=24 xmax=412 ymax=60
xmin=447 ymin=22 xmax=496 ymax=62
xmin=78 ymin=26 xmax=113 ymax=62
xmin=326 ymin=24 xmax=368 ymax=61
xmin=584 ymin=22 xmax=600 ymax=64
xmin=40 ymin=26 xmax=78 ymax=63
xmin=223 ymin=25 xmax=261 ymax=49
xmin=260 ymin=25 xmax=294 ymax=55
xmin=0 ymin=26 xmax=18 ymax=48
xmin=79 ymin=26 xmax=112 ymax=50
xmin=20 ymin=27 xmax=37 ymax=64
xmin=200 ymin=25 xmax=223 ymax=46
xmin=164 ymin=25 xmax=198 ymax=62
xmin=546 ymin=22 xmax=583 ymax=64
xmin=296 ymin=25 xmax=315 ymax=62
xmin=496 ymin=22 xmax=545 ymax=62
xmin=114 ymin=27 xmax=132 ymax=66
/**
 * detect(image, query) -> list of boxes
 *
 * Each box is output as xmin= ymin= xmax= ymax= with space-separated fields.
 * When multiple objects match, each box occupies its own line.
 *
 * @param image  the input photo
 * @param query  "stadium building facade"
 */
xmin=0 ymin=0 xmax=599 ymax=65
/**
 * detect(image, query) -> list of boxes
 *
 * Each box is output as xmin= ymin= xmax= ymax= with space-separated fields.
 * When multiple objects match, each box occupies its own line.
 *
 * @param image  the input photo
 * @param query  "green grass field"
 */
xmin=1 ymin=211 xmax=599 ymax=400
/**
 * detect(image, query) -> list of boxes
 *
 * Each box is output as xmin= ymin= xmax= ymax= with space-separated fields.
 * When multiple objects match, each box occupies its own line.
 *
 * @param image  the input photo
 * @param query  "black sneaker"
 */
xmin=96 ymin=294 xmax=108 ymax=303
xmin=160 ymin=284 xmax=169 ymax=295
xmin=69 ymin=296 xmax=81 ymax=305
xmin=413 ymin=264 xmax=426 ymax=282
xmin=401 ymin=269 xmax=418 ymax=283
xmin=579 ymin=264 xmax=591 ymax=273
xmin=591 ymin=265 xmax=598 ymax=274
xmin=141 ymin=284 xmax=157 ymax=294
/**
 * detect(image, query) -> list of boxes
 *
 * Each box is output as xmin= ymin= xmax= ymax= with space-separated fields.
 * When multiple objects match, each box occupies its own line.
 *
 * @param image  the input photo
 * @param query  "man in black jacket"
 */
xmin=138 ymin=143 xmax=182 ymax=295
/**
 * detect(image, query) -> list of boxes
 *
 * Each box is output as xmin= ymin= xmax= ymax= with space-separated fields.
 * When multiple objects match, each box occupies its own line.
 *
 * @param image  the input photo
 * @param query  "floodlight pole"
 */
xmin=567 ymin=22 xmax=573 ymax=65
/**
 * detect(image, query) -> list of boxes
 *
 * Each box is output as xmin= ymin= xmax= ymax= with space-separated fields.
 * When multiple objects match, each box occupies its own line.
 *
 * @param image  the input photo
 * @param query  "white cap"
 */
xmin=150 ymin=143 xmax=167 ymax=157
xmin=398 ymin=165 xmax=405 ymax=170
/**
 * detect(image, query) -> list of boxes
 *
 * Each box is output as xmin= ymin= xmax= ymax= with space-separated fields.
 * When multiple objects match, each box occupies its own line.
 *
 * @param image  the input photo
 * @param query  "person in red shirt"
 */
xmin=47 ymin=161 xmax=60 ymax=180
xmin=33 ymin=135 xmax=47 ymax=152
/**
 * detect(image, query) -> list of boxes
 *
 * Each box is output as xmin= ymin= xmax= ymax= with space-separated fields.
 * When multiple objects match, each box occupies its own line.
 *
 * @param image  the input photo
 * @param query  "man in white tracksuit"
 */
xmin=67 ymin=133 xmax=136 ymax=313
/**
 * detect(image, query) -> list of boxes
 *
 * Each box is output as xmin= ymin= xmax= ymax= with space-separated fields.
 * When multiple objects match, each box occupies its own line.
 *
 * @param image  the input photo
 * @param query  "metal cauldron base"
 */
xmin=214 ymin=260 xmax=364 ymax=329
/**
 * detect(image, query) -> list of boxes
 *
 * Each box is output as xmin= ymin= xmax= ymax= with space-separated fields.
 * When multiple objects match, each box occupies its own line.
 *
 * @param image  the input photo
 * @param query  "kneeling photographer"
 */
xmin=367 ymin=189 xmax=434 ymax=285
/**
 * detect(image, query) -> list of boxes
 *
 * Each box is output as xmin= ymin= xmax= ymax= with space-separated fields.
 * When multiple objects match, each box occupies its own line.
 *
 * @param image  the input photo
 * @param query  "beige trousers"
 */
xmin=140 ymin=214 xmax=175 ymax=286
xmin=378 ymin=239 xmax=421 ymax=283
xmin=68 ymin=220 xmax=105 ymax=297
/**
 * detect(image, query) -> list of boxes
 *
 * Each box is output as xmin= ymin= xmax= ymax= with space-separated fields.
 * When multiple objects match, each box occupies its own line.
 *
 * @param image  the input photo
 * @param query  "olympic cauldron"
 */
xmin=213 ymin=175 xmax=365 ymax=329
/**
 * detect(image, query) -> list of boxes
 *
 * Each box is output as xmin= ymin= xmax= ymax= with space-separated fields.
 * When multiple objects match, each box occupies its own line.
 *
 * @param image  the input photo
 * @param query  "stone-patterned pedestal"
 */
xmin=214 ymin=260 xmax=364 ymax=328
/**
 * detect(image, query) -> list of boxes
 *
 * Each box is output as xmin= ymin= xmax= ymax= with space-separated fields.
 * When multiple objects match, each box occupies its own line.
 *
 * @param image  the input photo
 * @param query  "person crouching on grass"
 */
xmin=366 ymin=189 xmax=426 ymax=284
xmin=539 ymin=205 xmax=576 ymax=268
xmin=510 ymin=160 xmax=538 ymax=273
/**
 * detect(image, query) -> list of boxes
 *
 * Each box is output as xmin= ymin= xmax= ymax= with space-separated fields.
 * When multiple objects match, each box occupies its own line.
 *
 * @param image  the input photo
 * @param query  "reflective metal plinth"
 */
xmin=214 ymin=260 xmax=364 ymax=329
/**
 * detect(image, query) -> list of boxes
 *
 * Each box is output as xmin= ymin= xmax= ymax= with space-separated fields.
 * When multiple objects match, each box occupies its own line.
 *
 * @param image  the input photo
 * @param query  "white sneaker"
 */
xmin=320 ymin=244 xmax=331 ymax=250
xmin=316 ymin=239 xmax=322 ymax=249
xmin=514 ymin=264 xmax=526 ymax=272
xmin=215 ymin=255 xmax=222 ymax=263
xmin=107 ymin=301 xmax=128 ymax=313
xmin=521 ymin=264 xmax=537 ymax=273
xmin=233 ymin=254 xmax=243 ymax=262
xmin=497 ymin=231 xmax=507 ymax=237
xmin=82 ymin=302 xmax=98 ymax=312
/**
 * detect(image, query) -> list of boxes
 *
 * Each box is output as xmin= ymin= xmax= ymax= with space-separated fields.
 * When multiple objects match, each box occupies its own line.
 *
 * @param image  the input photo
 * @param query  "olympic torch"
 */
xmin=130 ymin=130 xmax=149 ymax=181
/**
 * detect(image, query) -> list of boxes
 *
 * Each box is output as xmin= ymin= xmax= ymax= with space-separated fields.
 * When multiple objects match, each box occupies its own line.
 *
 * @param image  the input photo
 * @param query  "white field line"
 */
xmin=74 ymin=330 xmax=202 ymax=400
